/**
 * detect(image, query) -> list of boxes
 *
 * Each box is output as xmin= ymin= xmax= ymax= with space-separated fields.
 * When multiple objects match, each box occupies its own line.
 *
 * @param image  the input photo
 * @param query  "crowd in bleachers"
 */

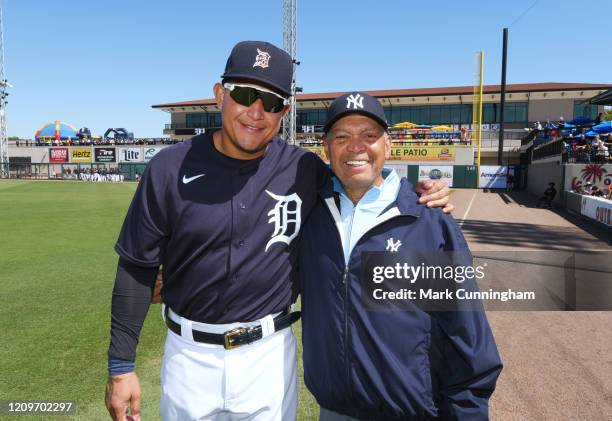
xmin=14 ymin=138 xmax=176 ymax=147
xmin=574 ymin=182 xmax=612 ymax=200
xmin=565 ymin=133 xmax=611 ymax=163
xmin=296 ymin=127 xmax=473 ymax=148
xmin=530 ymin=114 xmax=612 ymax=163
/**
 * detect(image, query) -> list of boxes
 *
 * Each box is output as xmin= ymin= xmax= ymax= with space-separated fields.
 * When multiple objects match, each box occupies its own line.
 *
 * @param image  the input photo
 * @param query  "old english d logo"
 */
xmin=265 ymin=190 xmax=302 ymax=252
xmin=253 ymin=48 xmax=271 ymax=68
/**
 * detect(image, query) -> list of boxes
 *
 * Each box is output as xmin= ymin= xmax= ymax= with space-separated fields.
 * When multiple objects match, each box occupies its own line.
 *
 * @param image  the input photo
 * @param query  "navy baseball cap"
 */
xmin=324 ymin=92 xmax=388 ymax=133
xmin=221 ymin=41 xmax=293 ymax=97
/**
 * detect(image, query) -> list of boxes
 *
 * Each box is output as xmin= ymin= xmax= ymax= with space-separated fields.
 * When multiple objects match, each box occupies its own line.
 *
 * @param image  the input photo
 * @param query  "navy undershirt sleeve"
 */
xmin=107 ymin=258 xmax=158 ymax=375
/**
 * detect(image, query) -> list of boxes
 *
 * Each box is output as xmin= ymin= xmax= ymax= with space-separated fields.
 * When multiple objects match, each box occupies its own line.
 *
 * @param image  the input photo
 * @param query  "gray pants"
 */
xmin=319 ymin=407 xmax=370 ymax=421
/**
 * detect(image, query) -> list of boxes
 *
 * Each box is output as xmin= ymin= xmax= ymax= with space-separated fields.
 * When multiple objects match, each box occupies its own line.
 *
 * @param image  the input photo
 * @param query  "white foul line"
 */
xmin=459 ymin=190 xmax=478 ymax=227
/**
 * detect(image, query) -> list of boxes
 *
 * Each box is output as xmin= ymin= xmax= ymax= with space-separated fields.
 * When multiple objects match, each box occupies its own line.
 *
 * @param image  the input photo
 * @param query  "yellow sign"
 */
xmin=389 ymin=146 xmax=455 ymax=161
xmin=303 ymin=145 xmax=456 ymax=162
xmin=71 ymin=148 xmax=93 ymax=163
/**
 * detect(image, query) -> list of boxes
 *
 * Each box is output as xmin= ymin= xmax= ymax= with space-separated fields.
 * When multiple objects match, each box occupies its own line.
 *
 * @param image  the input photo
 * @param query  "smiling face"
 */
xmin=213 ymin=81 xmax=289 ymax=159
xmin=324 ymin=114 xmax=390 ymax=204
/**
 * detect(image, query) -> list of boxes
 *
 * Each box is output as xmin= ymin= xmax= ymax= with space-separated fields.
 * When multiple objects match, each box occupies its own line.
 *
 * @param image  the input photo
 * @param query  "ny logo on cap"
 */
xmin=253 ymin=48 xmax=271 ymax=68
xmin=346 ymin=93 xmax=364 ymax=110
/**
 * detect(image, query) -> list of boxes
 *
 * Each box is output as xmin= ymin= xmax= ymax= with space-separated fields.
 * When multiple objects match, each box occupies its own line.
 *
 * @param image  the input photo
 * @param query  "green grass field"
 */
xmin=0 ymin=180 xmax=318 ymax=420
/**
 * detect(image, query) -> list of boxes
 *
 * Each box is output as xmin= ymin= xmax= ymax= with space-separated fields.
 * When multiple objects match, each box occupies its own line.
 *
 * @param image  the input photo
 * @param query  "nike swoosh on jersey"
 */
xmin=182 ymin=174 xmax=205 ymax=184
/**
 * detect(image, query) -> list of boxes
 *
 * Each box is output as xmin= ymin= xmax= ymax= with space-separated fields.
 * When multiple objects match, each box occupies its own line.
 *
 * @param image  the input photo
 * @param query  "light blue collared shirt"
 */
xmin=333 ymin=168 xmax=401 ymax=263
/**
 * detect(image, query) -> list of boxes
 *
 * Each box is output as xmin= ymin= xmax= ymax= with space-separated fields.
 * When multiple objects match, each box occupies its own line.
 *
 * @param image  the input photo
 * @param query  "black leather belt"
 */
xmin=164 ymin=306 xmax=301 ymax=350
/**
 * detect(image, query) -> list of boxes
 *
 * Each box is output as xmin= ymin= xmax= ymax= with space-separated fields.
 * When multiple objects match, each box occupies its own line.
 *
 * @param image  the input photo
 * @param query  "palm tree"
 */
xmin=580 ymin=164 xmax=607 ymax=184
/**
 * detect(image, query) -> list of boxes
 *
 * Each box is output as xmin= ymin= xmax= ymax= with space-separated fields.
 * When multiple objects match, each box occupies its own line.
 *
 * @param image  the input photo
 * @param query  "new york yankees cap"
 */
xmin=324 ymin=91 xmax=388 ymax=133
xmin=221 ymin=41 xmax=293 ymax=97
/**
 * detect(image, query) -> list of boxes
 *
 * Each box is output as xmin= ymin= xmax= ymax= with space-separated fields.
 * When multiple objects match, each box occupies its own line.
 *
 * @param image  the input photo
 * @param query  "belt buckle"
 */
xmin=224 ymin=327 xmax=248 ymax=350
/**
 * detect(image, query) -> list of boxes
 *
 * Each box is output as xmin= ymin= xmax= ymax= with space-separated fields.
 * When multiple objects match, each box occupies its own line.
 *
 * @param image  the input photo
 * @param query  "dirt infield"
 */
xmin=451 ymin=189 xmax=612 ymax=420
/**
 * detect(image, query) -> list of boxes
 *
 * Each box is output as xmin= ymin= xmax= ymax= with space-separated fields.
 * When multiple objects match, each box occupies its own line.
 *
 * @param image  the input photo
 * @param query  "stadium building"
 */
xmin=6 ymin=82 xmax=609 ymax=191
xmin=153 ymin=82 xmax=610 ymax=165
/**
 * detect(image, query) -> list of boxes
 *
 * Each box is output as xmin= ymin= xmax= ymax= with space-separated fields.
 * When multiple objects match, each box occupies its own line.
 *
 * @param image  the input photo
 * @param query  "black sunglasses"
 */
xmin=224 ymin=82 xmax=289 ymax=113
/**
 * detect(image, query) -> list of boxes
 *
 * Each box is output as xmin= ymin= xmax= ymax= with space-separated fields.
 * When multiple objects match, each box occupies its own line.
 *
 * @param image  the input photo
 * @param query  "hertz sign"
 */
xmin=71 ymin=148 xmax=93 ymax=163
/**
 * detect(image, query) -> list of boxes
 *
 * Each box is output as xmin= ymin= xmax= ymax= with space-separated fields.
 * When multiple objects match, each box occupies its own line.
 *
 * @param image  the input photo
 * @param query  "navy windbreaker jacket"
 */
xmin=299 ymin=178 xmax=502 ymax=420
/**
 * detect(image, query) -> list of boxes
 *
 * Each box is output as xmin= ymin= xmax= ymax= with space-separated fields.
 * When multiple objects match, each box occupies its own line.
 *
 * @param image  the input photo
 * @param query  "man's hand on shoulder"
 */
xmin=151 ymin=271 xmax=163 ymax=304
xmin=414 ymin=179 xmax=454 ymax=214
xmin=105 ymin=372 xmax=142 ymax=421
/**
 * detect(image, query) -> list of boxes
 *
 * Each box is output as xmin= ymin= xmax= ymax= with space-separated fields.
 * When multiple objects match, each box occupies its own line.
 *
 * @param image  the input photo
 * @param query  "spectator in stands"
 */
xmin=575 ymin=135 xmax=591 ymax=163
xmin=595 ymin=113 xmax=602 ymax=125
xmin=607 ymin=186 xmax=612 ymax=201
xmin=593 ymin=135 xmax=609 ymax=162
xmin=460 ymin=126 xmax=467 ymax=143
xmin=562 ymin=138 xmax=572 ymax=160
xmin=591 ymin=186 xmax=605 ymax=197
xmin=537 ymin=182 xmax=557 ymax=208
xmin=583 ymin=182 xmax=593 ymax=195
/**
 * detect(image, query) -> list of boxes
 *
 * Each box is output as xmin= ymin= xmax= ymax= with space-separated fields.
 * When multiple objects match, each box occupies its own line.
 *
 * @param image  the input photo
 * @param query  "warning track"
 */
xmin=450 ymin=189 xmax=612 ymax=420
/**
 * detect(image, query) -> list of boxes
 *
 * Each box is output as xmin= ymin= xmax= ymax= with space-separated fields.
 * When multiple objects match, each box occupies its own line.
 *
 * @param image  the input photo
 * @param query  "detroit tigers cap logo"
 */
xmin=253 ymin=48 xmax=271 ymax=68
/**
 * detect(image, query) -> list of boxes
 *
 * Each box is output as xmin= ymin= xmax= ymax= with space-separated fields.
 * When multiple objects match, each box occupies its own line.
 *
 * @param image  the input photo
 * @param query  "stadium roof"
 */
xmin=152 ymin=82 xmax=612 ymax=109
xmin=588 ymin=89 xmax=612 ymax=105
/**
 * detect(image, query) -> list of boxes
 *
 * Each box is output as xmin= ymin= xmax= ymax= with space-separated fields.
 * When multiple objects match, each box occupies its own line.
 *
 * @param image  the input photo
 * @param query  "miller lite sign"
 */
xmin=119 ymin=147 xmax=142 ymax=163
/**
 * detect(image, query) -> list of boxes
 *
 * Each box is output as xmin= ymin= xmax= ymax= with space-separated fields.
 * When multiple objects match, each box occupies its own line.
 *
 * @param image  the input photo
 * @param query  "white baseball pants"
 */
xmin=159 ymin=313 xmax=298 ymax=421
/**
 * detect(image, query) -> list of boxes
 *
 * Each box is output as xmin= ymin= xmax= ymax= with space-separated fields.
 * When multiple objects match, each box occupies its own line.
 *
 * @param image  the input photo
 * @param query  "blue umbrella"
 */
xmin=568 ymin=116 xmax=594 ymax=125
xmin=591 ymin=121 xmax=612 ymax=134
xmin=585 ymin=130 xmax=598 ymax=137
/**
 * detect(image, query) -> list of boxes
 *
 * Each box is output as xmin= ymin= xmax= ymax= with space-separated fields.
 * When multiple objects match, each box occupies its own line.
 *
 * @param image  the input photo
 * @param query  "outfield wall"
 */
xmin=527 ymin=162 xmax=564 ymax=205
xmin=10 ymin=144 xmax=520 ymax=189
xmin=306 ymin=145 xmax=475 ymax=165
xmin=9 ymin=146 xmax=165 ymax=164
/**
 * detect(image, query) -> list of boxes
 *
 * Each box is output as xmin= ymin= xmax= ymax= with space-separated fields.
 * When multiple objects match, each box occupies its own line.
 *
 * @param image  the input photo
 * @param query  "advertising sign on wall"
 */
xmin=304 ymin=145 xmax=457 ymax=163
xmin=143 ymin=147 xmax=163 ymax=162
xmin=479 ymin=165 xmax=511 ymax=189
xmin=118 ymin=147 xmax=143 ymax=163
xmin=389 ymin=146 xmax=455 ymax=161
xmin=94 ymin=148 xmax=116 ymax=163
xmin=49 ymin=148 xmax=69 ymax=163
xmin=564 ymin=164 xmax=612 ymax=192
xmin=581 ymin=195 xmax=612 ymax=228
xmin=418 ymin=165 xmax=454 ymax=187
xmin=71 ymin=148 xmax=93 ymax=163
xmin=385 ymin=164 xmax=408 ymax=179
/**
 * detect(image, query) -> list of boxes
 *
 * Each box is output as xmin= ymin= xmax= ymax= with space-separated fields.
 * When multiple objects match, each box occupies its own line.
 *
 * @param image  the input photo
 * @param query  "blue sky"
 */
xmin=5 ymin=0 xmax=611 ymax=138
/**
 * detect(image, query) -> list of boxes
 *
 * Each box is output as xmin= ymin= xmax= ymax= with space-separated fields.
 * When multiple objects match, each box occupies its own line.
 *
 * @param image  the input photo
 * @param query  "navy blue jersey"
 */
xmin=115 ymin=133 xmax=327 ymax=323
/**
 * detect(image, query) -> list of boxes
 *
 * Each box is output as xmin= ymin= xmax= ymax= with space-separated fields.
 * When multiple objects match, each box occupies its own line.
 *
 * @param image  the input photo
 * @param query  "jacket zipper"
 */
xmin=324 ymin=197 xmax=418 ymax=401
xmin=343 ymin=207 xmax=356 ymax=387
xmin=342 ymin=212 xmax=415 ymax=397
